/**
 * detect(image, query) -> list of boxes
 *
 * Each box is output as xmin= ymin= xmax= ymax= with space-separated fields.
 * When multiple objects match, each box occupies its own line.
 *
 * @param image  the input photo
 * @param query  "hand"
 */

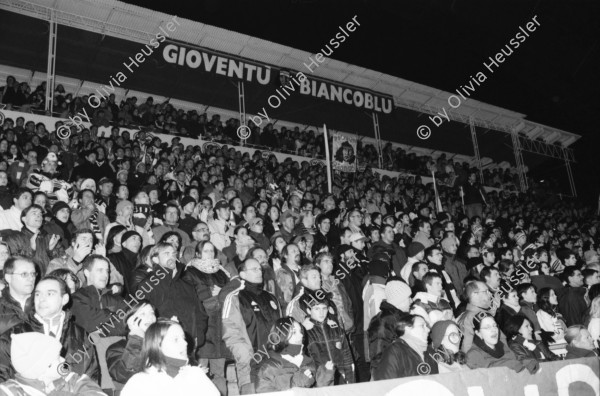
xmin=211 ymin=285 xmax=221 ymax=297
xmin=302 ymin=317 xmax=314 ymax=330
xmin=127 ymin=311 xmax=152 ymax=337
xmin=73 ymin=243 xmax=93 ymax=263
xmin=325 ymin=361 xmax=334 ymax=371
xmin=94 ymin=243 xmax=106 ymax=257
xmin=49 ymin=234 xmax=61 ymax=251
xmin=303 ymin=369 xmax=313 ymax=378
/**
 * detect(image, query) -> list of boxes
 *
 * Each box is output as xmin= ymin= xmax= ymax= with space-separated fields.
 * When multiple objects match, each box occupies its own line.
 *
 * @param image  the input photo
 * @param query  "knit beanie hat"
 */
xmin=407 ymin=242 xmax=425 ymax=258
xmin=121 ymin=230 xmax=141 ymax=245
xmin=11 ymin=333 xmax=62 ymax=379
xmin=430 ymin=320 xmax=456 ymax=349
xmin=384 ymin=280 xmax=411 ymax=309
xmin=51 ymin=201 xmax=71 ymax=217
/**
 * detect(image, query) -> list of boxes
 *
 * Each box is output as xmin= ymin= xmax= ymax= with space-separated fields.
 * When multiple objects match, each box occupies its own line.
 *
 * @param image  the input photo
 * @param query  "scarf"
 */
xmin=163 ymin=356 xmax=188 ymax=378
xmin=402 ymin=334 xmax=428 ymax=358
xmin=54 ymin=217 xmax=72 ymax=243
xmin=473 ymin=335 xmax=505 ymax=359
xmin=89 ymin=209 xmax=101 ymax=236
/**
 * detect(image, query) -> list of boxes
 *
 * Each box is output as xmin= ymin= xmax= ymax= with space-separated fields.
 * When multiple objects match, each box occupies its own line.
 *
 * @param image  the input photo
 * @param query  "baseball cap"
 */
xmin=348 ymin=233 xmax=368 ymax=244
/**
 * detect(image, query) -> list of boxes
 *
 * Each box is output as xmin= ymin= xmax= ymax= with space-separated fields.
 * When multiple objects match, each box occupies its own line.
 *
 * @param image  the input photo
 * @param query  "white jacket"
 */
xmin=121 ymin=365 xmax=219 ymax=396
xmin=0 ymin=206 xmax=23 ymax=231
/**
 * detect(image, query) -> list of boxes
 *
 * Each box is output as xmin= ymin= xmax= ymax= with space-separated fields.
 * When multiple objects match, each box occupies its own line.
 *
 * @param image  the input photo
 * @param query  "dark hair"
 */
xmin=159 ymin=231 xmax=182 ymax=251
xmin=79 ymin=189 xmax=95 ymax=200
xmin=503 ymin=315 xmax=529 ymax=340
xmin=536 ymin=287 xmax=558 ymax=316
xmin=12 ymin=187 xmax=32 ymax=201
xmin=82 ymin=254 xmax=109 ymax=272
xmin=424 ymin=245 xmax=442 ymax=260
xmin=20 ymin=204 xmax=44 ymax=222
xmin=562 ymin=266 xmax=581 ymax=284
xmin=480 ymin=266 xmax=499 ymax=282
xmin=582 ymin=269 xmax=599 ymax=282
xmin=422 ymin=272 xmax=442 ymax=286
xmin=589 ymin=284 xmax=600 ymax=303
xmin=164 ymin=202 xmax=180 ymax=217
xmin=105 ymin=225 xmax=127 ymax=252
xmin=247 ymin=245 xmax=266 ymax=261
xmin=140 ymin=318 xmax=184 ymax=372
xmin=36 ymin=275 xmax=69 ymax=296
xmin=280 ymin=244 xmax=298 ymax=263
xmin=195 ymin=240 xmax=217 ymax=259
xmin=46 ymin=270 xmax=80 ymax=293
xmin=268 ymin=317 xmax=302 ymax=352
xmin=516 ymin=283 xmax=536 ymax=300
xmin=498 ymin=259 xmax=514 ymax=274
xmin=124 ymin=300 xmax=154 ymax=332
xmin=3 ymin=256 xmax=35 ymax=279
xmin=393 ymin=314 xmax=420 ymax=337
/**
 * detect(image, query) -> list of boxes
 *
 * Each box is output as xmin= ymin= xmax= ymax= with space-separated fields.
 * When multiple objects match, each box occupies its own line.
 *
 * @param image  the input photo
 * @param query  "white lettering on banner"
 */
xmin=297 ymin=79 xmax=392 ymax=114
xmin=162 ymin=44 xmax=271 ymax=85
xmin=555 ymin=364 xmax=599 ymax=396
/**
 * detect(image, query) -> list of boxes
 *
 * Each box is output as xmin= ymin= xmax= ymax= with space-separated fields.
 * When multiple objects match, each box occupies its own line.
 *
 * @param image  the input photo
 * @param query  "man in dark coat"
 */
xmin=0 ymin=276 xmax=99 ymax=382
xmin=0 ymin=257 xmax=35 ymax=335
xmin=137 ymin=242 xmax=208 ymax=350
xmin=557 ymin=267 xmax=588 ymax=326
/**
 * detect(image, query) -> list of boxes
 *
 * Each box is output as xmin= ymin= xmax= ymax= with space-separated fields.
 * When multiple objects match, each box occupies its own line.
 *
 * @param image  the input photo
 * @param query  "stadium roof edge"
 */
xmin=0 ymin=0 xmax=580 ymax=148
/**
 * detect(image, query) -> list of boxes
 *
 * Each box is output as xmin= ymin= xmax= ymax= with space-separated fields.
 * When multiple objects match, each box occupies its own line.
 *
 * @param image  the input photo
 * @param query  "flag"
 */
xmin=432 ymin=171 xmax=443 ymax=213
xmin=331 ymin=134 xmax=357 ymax=173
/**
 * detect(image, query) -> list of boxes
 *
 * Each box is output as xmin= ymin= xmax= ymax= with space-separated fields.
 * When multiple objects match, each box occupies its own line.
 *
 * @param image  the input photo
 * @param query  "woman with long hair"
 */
xmin=504 ymin=315 xmax=556 ymax=362
xmin=106 ymin=225 xmax=127 ymax=254
xmin=254 ymin=317 xmax=316 ymax=392
xmin=536 ymin=287 xmax=567 ymax=350
xmin=121 ymin=318 xmax=219 ymax=396
xmin=130 ymin=245 xmax=155 ymax=292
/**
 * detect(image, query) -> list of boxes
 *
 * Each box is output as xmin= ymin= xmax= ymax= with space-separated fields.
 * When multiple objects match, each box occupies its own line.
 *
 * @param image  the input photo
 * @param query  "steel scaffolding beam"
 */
xmin=372 ymin=112 xmax=383 ymax=169
xmin=563 ymin=147 xmax=577 ymax=197
xmin=237 ymin=81 xmax=246 ymax=144
xmin=511 ymin=132 xmax=528 ymax=192
xmin=44 ymin=9 xmax=57 ymax=113
xmin=469 ymin=117 xmax=484 ymax=183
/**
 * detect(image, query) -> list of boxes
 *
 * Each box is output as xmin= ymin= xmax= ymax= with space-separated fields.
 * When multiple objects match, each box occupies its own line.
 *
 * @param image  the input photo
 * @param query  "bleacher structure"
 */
xmin=0 ymin=0 xmax=580 ymax=195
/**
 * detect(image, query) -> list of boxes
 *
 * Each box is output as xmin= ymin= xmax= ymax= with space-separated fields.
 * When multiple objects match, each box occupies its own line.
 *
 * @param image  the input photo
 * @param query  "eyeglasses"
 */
xmin=194 ymin=228 xmax=209 ymax=233
xmin=8 ymin=272 xmax=37 ymax=279
xmin=474 ymin=289 xmax=491 ymax=294
xmin=246 ymin=267 xmax=263 ymax=273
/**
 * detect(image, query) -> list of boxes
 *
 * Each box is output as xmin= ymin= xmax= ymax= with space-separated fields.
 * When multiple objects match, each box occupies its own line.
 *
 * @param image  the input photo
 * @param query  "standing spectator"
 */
xmin=461 ymin=172 xmax=486 ymax=220
xmin=71 ymin=189 xmax=109 ymax=242
xmin=442 ymin=236 xmax=468 ymax=297
xmin=152 ymin=202 xmax=191 ymax=246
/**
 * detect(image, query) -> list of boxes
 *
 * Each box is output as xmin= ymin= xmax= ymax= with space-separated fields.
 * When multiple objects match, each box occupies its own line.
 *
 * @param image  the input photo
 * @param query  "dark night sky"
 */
xmin=124 ymin=0 xmax=600 ymax=202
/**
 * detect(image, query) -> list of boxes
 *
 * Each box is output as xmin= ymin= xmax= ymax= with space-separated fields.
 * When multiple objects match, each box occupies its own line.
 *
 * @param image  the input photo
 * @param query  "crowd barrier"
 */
xmin=1 ymin=110 xmax=511 ymax=194
xmin=255 ymin=357 xmax=599 ymax=396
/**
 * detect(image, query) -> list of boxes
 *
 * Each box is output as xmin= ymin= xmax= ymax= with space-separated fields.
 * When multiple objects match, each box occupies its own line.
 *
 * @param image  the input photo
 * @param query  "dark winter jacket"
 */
xmin=254 ymin=351 xmax=316 ymax=393
xmin=108 ymin=248 xmax=138 ymax=296
xmin=0 ymin=311 xmax=99 ymax=382
xmin=373 ymin=338 xmax=439 ymax=380
xmin=0 ymin=288 xmax=33 ymax=336
xmin=508 ymin=335 xmax=556 ymax=362
xmin=495 ymin=304 xmax=520 ymax=335
xmin=106 ymin=334 xmax=143 ymax=388
xmin=137 ymin=263 xmax=209 ymax=348
xmin=565 ymin=345 xmax=598 ymax=360
xmin=557 ymin=286 xmax=588 ymax=326
xmin=71 ymin=285 xmax=128 ymax=336
xmin=366 ymin=300 xmax=406 ymax=370
xmin=182 ymin=265 xmax=230 ymax=359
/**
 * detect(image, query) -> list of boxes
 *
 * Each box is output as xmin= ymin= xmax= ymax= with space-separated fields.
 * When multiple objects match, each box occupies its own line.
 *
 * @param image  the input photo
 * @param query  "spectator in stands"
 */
xmin=0 ymin=257 xmax=35 ymax=335
xmin=43 ymin=201 xmax=76 ymax=250
xmin=0 ymin=333 xmax=104 ymax=395
xmin=413 ymin=220 xmax=433 ymax=248
xmin=254 ymin=318 xmax=316 ymax=393
xmin=274 ymin=244 xmax=301 ymax=312
xmin=412 ymin=272 xmax=454 ymax=326
xmin=373 ymin=314 xmax=439 ymax=380
xmin=466 ymin=312 xmax=539 ymax=373
xmin=564 ymin=325 xmax=598 ymax=359
xmin=72 ymin=254 xmax=127 ymax=336
xmin=504 ymin=315 xmax=555 ymax=363
xmin=366 ymin=279 xmax=412 ymax=375
xmin=3 ymin=204 xmax=60 ymax=274
xmin=208 ymin=200 xmax=233 ymax=251
xmin=429 ymin=320 xmax=468 ymax=373
xmin=108 ymin=230 xmax=141 ymax=294
xmin=71 ymin=189 xmax=109 ymax=242
xmin=0 ymin=187 xmax=32 ymax=232
xmin=557 ymin=266 xmax=588 ymax=326
xmin=515 ymin=283 xmax=542 ymax=334
xmin=441 ymin=236 xmax=468 ymax=297
xmin=106 ymin=301 xmax=156 ymax=390
xmin=121 ymin=318 xmax=219 ymax=396
xmin=458 ymin=281 xmax=496 ymax=353
xmin=221 ymin=257 xmax=281 ymax=394
xmin=315 ymin=252 xmax=354 ymax=332
xmin=0 ymin=275 xmax=99 ymax=381
xmin=139 ymin=242 xmax=208 ymax=353
xmin=425 ymin=246 xmax=460 ymax=309
xmin=106 ymin=200 xmax=153 ymax=246
xmin=152 ymin=202 xmax=190 ymax=246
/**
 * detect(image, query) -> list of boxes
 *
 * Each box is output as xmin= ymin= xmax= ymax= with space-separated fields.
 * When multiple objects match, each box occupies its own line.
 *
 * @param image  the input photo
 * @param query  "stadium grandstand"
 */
xmin=0 ymin=1 xmax=597 ymax=396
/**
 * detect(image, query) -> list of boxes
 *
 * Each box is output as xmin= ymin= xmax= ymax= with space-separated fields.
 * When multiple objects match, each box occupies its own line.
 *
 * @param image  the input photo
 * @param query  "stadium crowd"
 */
xmin=0 ymin=79 xmax=598 ymax=396
xmin=0 ymin=76 xmax=525 ymax=190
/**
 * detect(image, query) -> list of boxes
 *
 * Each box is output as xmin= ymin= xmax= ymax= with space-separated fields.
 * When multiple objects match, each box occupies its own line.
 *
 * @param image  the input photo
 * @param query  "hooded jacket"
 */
xmin=366 ymin=300 xmax=405 ymax=371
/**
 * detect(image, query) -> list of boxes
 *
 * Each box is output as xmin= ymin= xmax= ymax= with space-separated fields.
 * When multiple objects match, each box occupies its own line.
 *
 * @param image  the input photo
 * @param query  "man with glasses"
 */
xmin=457 ymin=280 xmax=499 ymax=353
xmin=182 ymin=221 xmax=212 ymax=263
xmin=221 ymin=258 xmax=281 ymax=394
xmin=425 ymin=246 xmax=460 ymax=310
xmin=0 ymin=257 xmax=36 ymax=335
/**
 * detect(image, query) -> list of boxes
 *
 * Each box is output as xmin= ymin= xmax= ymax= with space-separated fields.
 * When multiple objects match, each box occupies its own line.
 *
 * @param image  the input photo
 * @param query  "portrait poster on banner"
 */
xmin=332 ymin=134 xmax=357 ymax=173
